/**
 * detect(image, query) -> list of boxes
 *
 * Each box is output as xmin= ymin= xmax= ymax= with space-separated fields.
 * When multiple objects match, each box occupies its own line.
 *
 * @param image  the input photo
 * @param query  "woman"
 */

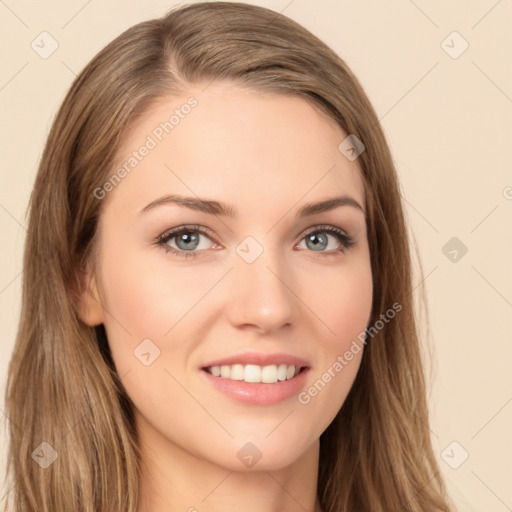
xmin=3 ymin=2 xmax=456 ymax=511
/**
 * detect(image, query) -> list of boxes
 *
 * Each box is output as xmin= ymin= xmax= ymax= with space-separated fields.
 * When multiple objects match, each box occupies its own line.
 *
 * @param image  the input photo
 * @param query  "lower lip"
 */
xmin=200 ymin=368 xmax=310 ymax=406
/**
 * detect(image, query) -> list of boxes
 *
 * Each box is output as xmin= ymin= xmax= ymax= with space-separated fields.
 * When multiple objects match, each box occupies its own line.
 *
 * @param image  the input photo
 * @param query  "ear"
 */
xmin=74 ymin=264 xmax=105 ymax=327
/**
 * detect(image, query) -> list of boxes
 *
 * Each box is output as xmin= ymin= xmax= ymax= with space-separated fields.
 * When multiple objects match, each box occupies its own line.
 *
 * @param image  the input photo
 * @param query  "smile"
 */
xmin=204 ymin=364 xmax=305 ymax=383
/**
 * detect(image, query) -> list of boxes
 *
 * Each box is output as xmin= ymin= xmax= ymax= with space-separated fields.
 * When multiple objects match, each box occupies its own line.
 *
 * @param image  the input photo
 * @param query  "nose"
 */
xmin=225 ymin=247 xmax=297 ymax=334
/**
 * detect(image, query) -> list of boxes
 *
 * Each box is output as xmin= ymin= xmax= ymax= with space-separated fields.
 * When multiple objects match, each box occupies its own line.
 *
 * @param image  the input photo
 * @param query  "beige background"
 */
xmin=1 ymin=1 xmax=511 ymax=510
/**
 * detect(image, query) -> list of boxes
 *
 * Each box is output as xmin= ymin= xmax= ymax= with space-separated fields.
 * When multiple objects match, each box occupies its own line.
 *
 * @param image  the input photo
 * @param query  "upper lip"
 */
xmin=201 ymin=351 xmax=310 ymax=369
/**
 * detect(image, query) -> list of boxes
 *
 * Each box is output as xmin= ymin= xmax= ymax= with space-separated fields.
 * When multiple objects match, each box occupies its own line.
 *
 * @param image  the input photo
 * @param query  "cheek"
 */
xmin=295 ymin=256 xmax=372 ymax=428
xmin=96 ymin=240 xmax=213 ymax=374
xmin=99 ymin=242 xmax=213 ymax=332
xmin=305 ymin=256 xmax=373 ymax=350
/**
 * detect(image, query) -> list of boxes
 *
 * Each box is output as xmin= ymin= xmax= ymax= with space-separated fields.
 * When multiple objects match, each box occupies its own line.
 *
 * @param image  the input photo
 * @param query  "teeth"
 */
xmin=245 ymin=364 xmax=261 ymax=383
xmin=277 ymin=363 xmax=288 ymax=381
xmin=206 ymin=364 xmax=301 ymax=383
xmin=230 ymin=364 xmax=244 ymax=380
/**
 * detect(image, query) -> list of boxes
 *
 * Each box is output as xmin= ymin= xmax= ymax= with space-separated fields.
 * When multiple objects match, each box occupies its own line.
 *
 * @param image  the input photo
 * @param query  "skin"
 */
xmin=79 ymin=81 xmax=373 ymax=512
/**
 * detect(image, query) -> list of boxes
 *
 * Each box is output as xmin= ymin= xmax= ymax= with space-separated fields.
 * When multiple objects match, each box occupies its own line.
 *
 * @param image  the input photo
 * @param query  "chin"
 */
xmin=210 ymin=436 xmax=314 ymax=473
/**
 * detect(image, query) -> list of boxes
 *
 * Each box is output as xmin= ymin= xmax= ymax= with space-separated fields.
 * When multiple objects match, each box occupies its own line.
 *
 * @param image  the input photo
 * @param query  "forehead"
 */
xmin=108 ymin=82 xmax=365 ymax=216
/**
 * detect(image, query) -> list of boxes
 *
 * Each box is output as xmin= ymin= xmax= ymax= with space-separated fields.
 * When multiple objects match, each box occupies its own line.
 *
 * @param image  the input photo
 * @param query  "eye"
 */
xmin=296 ymin=225 xmax=356 ymax=256
xmin=155 ymin=225 xmax=217 ymax=259
xmin=155 ymin=224 xmax=356 ymax=259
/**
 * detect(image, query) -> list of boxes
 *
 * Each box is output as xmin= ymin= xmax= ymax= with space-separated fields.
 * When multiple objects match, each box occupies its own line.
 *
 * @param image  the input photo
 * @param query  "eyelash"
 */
xmin=155 ymin=224 xmax=356 ymax=259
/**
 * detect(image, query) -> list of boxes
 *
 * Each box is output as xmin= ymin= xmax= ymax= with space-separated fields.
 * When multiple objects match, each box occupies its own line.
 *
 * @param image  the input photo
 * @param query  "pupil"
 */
xmin=176 ymin=232 xmax=199 ymax=250
xmin=307 ymin=233 xmax=327 ymax=251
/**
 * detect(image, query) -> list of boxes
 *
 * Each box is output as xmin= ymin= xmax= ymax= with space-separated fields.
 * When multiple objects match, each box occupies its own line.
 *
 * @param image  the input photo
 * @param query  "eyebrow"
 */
xmin=139 ymin=194 xmax=365 ymax=218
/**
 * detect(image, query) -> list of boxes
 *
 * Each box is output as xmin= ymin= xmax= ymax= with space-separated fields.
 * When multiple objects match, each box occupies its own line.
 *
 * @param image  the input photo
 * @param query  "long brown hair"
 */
xmin=3 ymin=2 xmax=455 ymax=511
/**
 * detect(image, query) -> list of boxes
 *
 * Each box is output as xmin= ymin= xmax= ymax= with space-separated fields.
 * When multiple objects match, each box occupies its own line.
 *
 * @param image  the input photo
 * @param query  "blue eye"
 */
xmin=298 ymin=225 xmax=356 ymax=254
xmin=156 ymin=225 xmax=214 ymax=259
xmin=155 ymin=224 xmax=356 ymax=259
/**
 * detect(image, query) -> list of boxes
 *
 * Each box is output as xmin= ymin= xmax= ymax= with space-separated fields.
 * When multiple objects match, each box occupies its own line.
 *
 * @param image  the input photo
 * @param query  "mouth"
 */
xmin=200 ymin=362 xmax=310 ymax=406
xmin=202 ymin=364 xmax=308 ymax=384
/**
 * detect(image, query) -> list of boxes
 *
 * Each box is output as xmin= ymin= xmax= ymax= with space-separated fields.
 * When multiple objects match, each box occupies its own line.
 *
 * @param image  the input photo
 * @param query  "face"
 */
xmin=81 ymin=81 xmax=373 ymax=471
